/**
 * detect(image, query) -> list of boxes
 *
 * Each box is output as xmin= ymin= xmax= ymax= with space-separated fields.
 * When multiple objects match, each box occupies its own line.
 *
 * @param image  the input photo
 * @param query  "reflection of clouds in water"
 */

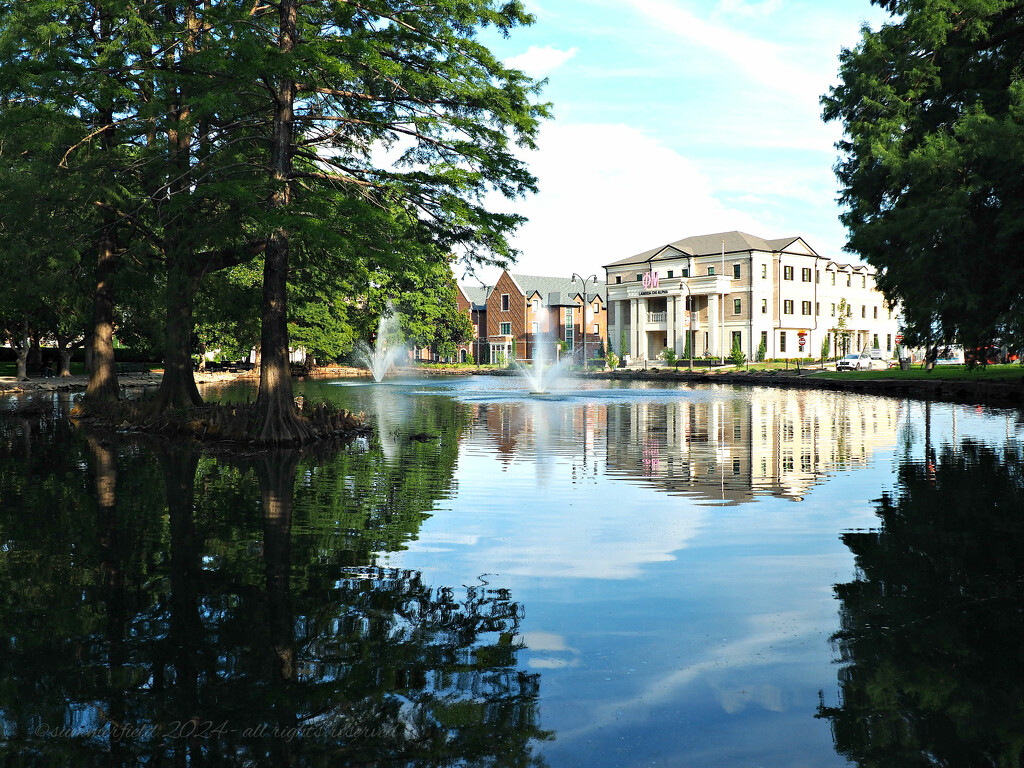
xmin=521 ymin=631 xmax=581 ymax=670
xmin=409 ymin=493 xmax=707 ymax=580
xmin=716 ymin=683 xmax=784 ymax=714
xmin=558 ymin=610 xmax=822 ymax=744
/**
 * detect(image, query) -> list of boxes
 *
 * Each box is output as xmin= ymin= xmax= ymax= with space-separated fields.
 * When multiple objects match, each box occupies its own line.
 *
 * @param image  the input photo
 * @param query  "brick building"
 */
xmin=461 ymin=272 xmax=607 ymax=364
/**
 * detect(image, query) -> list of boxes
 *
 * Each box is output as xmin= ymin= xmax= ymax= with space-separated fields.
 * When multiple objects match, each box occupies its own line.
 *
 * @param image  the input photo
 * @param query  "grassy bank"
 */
xmin=809 ymin=364 xmax=1024 ymax=382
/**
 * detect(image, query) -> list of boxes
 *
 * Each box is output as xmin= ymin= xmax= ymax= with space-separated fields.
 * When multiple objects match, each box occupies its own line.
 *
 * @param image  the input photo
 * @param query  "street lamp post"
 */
xmin=572 ymin=273 xmax=598 ymax=372
xmin=679 ymin=280 xmax=693 ymax=371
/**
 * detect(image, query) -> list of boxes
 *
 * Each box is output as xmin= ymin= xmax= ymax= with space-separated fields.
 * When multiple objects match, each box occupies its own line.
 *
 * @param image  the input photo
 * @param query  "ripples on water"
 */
xmin=0 ymin=376 xmax=1022 ymax=767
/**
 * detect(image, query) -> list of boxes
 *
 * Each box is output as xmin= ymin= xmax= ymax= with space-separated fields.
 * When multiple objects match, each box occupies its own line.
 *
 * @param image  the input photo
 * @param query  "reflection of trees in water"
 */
xmin=819 ymin=441 xmax=1024 ymax=767
xmin=0 ymin=417 xmax=548 ymax=767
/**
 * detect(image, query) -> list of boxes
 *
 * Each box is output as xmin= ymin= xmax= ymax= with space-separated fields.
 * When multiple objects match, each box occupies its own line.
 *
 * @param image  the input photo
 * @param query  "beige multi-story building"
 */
xmin=603 ymin=230 xmax=900 ymax=362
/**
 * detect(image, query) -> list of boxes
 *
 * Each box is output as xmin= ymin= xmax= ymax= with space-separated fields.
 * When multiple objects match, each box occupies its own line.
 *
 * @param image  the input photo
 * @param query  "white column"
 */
xmin=708 ymin=294 xmax=719 ymax=357
xmin=615 ymin=300 xmax=624 ymax=355
xmin=626 ymin=301 xmax=634 ymax=360
xmin=637 ymin=298 xmax=648 ymax=359
xmin=666 ymin=296 xmax=676 ymax=354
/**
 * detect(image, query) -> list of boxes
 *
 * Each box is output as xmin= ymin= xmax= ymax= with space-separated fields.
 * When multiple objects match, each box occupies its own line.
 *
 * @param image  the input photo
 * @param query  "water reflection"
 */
xmin=460 ymin=386 xmax=901 ymax=504
xmin=0 ymin=413 xmax=548 ymax=766
xmin=820 ymin=438 xmax=1024 ymax=766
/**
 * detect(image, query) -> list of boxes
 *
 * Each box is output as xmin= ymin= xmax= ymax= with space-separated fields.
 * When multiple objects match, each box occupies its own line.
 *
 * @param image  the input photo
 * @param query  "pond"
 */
xmin=1 ymin=376 xmax=1022 ymax=767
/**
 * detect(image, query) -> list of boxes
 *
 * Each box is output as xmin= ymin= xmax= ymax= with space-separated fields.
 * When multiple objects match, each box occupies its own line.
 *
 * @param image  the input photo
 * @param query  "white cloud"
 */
xmin=617 ymin=0 xmax=818 ymax=99
xmin=504 ymin=45 xmax=578 ymax=78
xmin=493 ymin=121 xmax=765 ymax=278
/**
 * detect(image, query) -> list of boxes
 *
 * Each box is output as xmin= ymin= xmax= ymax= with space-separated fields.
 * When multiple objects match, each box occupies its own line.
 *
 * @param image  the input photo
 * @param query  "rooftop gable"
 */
xmin=603 ymin=230 xmax=813 ymax=269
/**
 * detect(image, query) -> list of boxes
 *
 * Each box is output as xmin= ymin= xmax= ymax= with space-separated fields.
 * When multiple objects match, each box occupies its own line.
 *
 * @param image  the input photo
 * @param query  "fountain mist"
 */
xmin=356 ymin=303 xmax=406 ymax=382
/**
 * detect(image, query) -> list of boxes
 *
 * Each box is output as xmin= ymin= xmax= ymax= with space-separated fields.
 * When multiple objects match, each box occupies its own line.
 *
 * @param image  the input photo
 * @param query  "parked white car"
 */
xmin=836 ymin=352 xmax=871 ymax=371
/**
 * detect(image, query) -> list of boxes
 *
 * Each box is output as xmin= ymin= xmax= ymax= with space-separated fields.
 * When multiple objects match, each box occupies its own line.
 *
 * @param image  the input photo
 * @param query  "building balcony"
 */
xmin=647 ymin=312 xmax=667 ymax=323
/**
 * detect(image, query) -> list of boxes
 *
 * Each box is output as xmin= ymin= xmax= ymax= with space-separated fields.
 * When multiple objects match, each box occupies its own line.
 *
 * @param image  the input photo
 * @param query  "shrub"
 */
xmin=730 ymin=336 xmax=746 ymax=366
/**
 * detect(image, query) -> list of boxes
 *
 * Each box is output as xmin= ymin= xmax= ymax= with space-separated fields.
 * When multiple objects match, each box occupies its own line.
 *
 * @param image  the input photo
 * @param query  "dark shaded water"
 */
xmin=0 ymin=377 xmax=1022 ymax=766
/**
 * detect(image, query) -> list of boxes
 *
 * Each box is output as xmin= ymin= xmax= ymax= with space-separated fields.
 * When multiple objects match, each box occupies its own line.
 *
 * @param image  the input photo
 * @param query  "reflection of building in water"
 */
xmin=604 ymin=388 xmax=900 ymax=503
xmin=467 ymin=389 xmax=898 ymax=502
xmin=475 ymin=400 xmax=607 ymax=468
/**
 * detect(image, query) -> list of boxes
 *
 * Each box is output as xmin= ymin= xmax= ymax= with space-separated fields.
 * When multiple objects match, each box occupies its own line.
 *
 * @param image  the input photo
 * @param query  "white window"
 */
xmin=500 ymin=322 xmax=511 ymax=336
xmin=593 ymin=323 xmax=599 ymax=334
xmin=531 ymin=321 xmax=539 ymax=334
xmin=501 ymin=293 xmax=510 ymax=311
xmin=532 ymin=298 xmax=539 ymax=311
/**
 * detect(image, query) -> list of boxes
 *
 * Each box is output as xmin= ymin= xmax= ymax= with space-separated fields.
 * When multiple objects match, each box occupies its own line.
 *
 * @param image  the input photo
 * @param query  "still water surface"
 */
xmin=1 ymin=376 xmax=1022 ymax=766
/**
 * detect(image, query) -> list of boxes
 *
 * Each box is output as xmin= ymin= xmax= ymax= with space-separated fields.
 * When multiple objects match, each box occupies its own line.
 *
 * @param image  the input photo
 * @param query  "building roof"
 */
xmin=510 ymin=273 xmax=606 ymax=305
xmin=602 ymin=230 xmax=820 ymax=269
xmin=459 ymin=273 xmax=606 ymax=309
xmin=461 ymin=284 xmax=493 ymax=309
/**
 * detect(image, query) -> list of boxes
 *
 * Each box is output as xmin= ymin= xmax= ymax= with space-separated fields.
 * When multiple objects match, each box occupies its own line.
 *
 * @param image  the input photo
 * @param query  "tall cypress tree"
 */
xmin=823 ymin=0 xmax=1024 ymax=351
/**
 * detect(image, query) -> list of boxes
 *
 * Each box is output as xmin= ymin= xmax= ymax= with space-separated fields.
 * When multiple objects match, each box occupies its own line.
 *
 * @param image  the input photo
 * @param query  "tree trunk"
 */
xmin=84 ymin=328 xmax=94 ymax=374
xmin=252 ymin=232 xmax=313 ymax=444
xmin=55 ymin=332 xmax=79 ymax=377
xmin=152 ymin=264 xmax=204 ymax=411
xmin=58 ymin=347 xmax=73 ymax=378
xmin=29 ymin=334 xmax=42 ymax=370
xmin=15 ymin=322 xmax=29 ymax=382
xmin=151 ymin=0 xmax=204 ymax=414
xmin=87 ymin=435 xmax=127 ymax=760
xmin=84 ymin=27 xmax=121 ymax=406
xmin=251 ymin=0 xmax=313 ymax=444
xmin=257 ymin=452 xmax=299 ymax=764
xmin=84 ymin=222 xmax=121 ymax=404
xmin=159 ymin=446 xmax=203 ymax=750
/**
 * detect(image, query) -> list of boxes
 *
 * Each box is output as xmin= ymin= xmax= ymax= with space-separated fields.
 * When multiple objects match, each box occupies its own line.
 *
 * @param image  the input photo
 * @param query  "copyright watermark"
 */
xmin=25 ymin=719 xmax=400 ymax=743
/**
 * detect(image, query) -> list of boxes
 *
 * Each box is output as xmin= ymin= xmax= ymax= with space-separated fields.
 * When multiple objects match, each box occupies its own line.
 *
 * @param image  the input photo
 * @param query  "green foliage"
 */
xmin=820 ymin=440 xmax=1024 ymax=765
xmin=663 ymin=347 xmax=678 ymax=366
xmin=823 ymin=0 xmax=1024 ymax=351
xmin=730 ymin=336 xmax=746 ymax=366
xmin=619 ymin=329 xmax=628 ymax=358
xmin=821 ymin=335 xmax=831 ymax=361
xmin=607 ymin=350 xmax=619 ymax=369
xmin=0 ymin=0 xmax=548 ymax=419
xmin=756 ymin=337 xmax=767 ymax=362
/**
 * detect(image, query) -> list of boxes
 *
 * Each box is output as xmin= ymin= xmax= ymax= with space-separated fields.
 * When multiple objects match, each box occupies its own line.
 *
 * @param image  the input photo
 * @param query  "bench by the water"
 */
xmin=116 ymin=362 xmax=152 ymax=375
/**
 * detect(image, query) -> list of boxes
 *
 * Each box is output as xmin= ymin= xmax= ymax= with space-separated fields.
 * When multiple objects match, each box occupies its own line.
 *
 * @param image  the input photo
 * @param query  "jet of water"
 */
xmin=356 ymin=303 xmax=406 ymax=382
xmin=513 ymin=334 xmax=571 ymax=393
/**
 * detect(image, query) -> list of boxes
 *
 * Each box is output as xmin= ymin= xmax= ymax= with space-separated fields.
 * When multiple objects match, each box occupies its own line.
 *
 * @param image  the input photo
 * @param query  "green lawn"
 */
xmin=0 ymin=361 xmax=88 ymax=377
xmin=809 ymin=363 xmax=1024 ymax=381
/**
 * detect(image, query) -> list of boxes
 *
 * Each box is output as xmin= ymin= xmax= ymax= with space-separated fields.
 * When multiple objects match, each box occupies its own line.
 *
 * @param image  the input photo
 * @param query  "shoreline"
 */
xmin=4 ymin=365 xmax=1023 ymax=411
xmin=590 ymin=368 xmax=1024 ymax=410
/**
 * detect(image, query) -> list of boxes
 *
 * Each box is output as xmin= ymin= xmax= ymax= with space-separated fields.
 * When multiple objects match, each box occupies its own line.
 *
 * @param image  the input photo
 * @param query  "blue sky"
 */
xmin=471 ymin=0 xmax=892 ymax=282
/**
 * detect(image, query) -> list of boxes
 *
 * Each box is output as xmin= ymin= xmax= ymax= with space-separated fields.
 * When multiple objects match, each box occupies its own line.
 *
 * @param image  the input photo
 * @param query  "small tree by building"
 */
xmin=730 ymin=335 xmax=746 ymax=366
xmin=833 ymin=299 xmax=852 ymax=355
xmin=756 ymin=336 xmax=767 ymax=362
xmin=821 ymin=334 xmax=831 ymax=362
